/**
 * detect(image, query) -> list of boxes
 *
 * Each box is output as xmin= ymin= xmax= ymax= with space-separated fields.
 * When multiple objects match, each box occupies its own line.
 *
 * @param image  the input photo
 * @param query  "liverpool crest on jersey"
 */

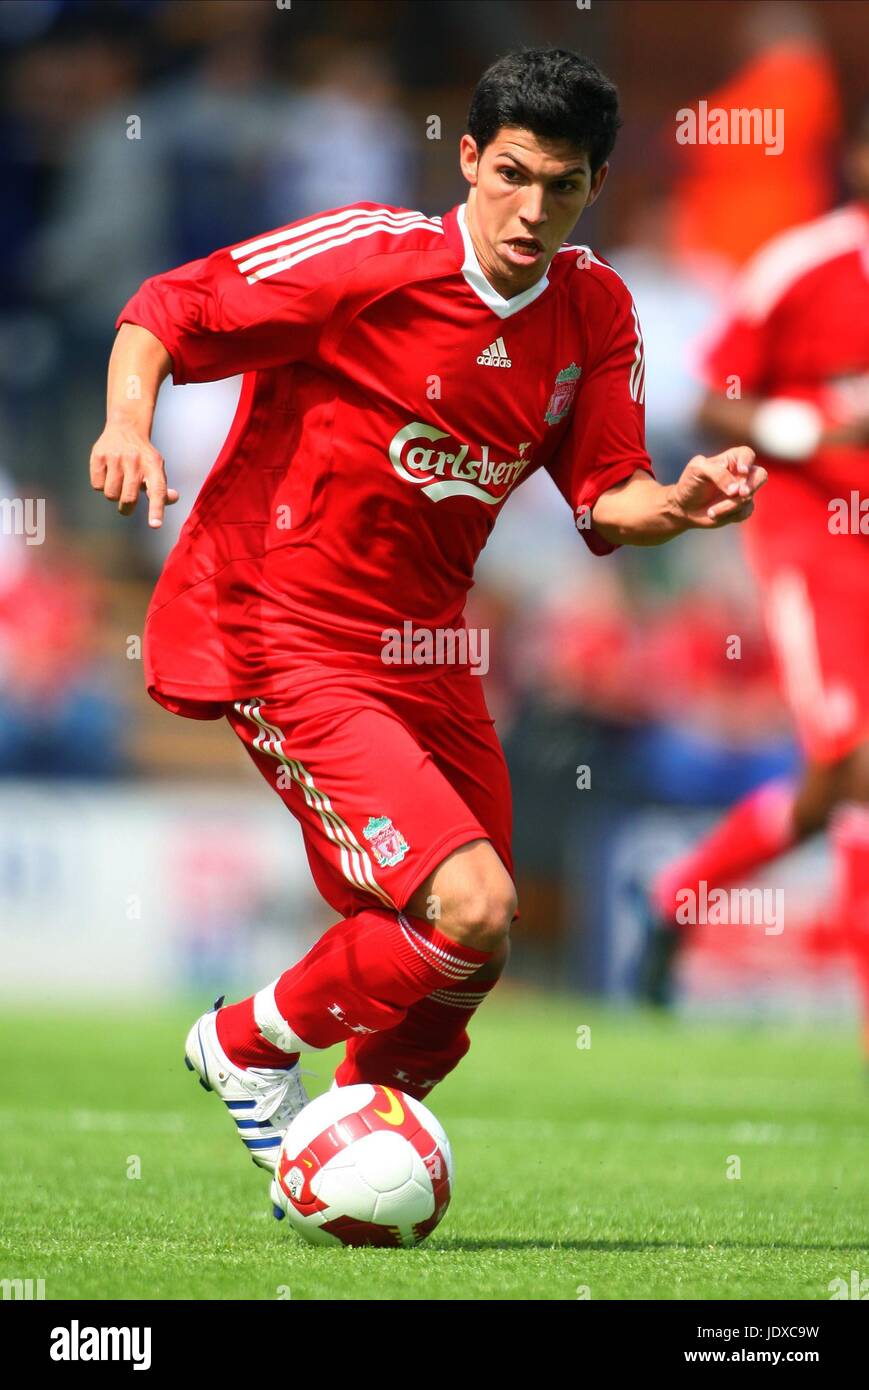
xmin=544 ymin=362 xmax=581 ymax=425
xmin=363 ymin=815 xmax=409 ymax=867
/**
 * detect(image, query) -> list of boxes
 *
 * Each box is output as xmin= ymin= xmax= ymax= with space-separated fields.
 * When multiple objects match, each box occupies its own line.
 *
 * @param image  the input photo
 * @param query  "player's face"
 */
xmin=460 ymin=126 xmax=607 ymax=297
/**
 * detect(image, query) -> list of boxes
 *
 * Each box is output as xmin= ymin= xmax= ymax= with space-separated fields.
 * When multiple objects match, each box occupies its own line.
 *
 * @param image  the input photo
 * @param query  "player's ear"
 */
xmin=585 ymin=162 xmax=609 ymax=209
xmin=459 ymin=133 xmax=481 ymax=187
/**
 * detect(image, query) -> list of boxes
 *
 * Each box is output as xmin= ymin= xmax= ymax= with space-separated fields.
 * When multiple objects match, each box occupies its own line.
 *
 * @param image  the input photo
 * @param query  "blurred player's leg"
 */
xmin=643 ymin=540 xmax=869 ymax=1009
xmin=652 ymin=776 xmax=800 ymax=922
xmin=640 ymin=777 xmax=800 ymax=1004
xmin=640 ymin=758 xmax=856 ymax=1005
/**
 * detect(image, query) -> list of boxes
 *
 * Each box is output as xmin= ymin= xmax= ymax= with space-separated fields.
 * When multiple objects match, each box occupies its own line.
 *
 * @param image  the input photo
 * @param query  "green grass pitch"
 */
xmin=2 ymin=992 xmax=868 ymax=1300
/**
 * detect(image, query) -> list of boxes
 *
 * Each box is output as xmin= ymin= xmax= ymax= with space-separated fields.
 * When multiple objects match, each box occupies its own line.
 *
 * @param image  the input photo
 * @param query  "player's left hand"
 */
xmin=671 ymin=447 xmax=767 ymax=529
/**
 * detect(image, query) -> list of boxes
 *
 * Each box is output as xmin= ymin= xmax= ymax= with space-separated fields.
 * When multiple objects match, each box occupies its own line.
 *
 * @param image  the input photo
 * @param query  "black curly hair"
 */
xmin=467 ymin=47 xmax=622 ymax=173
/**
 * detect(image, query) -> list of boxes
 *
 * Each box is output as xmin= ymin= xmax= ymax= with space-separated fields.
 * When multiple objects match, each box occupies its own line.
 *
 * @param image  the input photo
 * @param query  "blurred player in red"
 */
xmin=89 ymin=48 xmax=763 ymax=1200
xmin=644 ymin=111 xmax=869 ymax=1054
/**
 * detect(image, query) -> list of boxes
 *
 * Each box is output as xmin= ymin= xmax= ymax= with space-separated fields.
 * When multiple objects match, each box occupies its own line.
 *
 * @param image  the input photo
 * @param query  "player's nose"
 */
xmin=518 ymin=187 xmax=547 ymax=226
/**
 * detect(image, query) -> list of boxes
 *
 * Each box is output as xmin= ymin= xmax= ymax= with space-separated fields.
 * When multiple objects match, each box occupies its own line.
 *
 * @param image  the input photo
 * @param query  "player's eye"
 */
xmin=499 ymin=167 xmax=523 ymax=183
xmin=552 ymin=180 xmax=580 ymax=193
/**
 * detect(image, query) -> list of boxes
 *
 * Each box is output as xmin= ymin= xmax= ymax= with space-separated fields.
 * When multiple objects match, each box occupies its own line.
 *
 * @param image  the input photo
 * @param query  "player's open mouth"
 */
xmin=504 ymin=237 xmax=544 ymax=265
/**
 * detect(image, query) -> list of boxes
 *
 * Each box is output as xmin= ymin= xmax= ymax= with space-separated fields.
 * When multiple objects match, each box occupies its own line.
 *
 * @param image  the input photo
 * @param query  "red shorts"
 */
xmin=747 ymin=481 xmax=869 ymax=764
xmin=225 ymin=665 xmax=514 ymax=919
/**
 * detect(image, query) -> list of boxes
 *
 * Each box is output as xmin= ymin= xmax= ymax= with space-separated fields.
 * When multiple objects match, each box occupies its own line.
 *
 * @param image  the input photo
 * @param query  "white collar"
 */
xmin=457 ymin=203 xmax=550 ymax=319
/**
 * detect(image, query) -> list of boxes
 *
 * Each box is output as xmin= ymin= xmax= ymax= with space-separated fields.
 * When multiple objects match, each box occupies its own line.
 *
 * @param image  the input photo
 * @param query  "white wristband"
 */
xmin=751 ymin=397 xmax=823 ymax=461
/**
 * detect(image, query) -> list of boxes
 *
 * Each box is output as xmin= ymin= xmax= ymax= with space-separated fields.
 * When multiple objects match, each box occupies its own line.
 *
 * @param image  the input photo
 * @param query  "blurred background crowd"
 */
xmin=1 ymin=0 xmax=866 ymax=1007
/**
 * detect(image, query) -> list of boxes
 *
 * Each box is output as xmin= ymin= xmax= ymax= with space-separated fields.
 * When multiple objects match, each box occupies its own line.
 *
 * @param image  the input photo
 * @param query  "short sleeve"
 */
xmin=546 ymin=285 xmax=655 ymax=555
xmin=114 ymin=208 xmax=375 ymax=384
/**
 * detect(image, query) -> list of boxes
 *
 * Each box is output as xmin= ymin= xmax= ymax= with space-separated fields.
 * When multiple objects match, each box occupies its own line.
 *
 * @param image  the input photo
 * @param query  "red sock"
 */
xmin=334 ymin=971 xmax=503 ymax=1099
xmin=216 ymin=908 xmax=491 ymax=1068
xmin=652 ymin=779 xmax=798 ymax=924
xmin=216 ymin=997 xmax=297 ymax=1070
xmin=831 ymin=804 xmax=869 ymax=1056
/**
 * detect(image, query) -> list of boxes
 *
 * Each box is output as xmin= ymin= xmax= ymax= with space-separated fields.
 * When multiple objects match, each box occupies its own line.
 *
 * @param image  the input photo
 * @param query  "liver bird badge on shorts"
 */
xmin=363 ymin=815 xmax=410 ymax=867
xmin=544 ymin=362 xmax=581 ymax=425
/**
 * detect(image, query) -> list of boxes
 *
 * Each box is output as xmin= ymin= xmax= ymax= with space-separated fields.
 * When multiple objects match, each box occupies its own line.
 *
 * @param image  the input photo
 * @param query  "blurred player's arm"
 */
xmin=90 ymin=324 xmax=176 ymax=527
xmin=697 ymin=388 xmax=869 ymax=457
xmin=695 ymin=246 xmax=869 ymax=458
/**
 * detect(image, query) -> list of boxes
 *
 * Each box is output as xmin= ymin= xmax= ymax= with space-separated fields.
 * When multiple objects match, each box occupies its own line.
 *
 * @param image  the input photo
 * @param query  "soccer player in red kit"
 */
xmin=90 ymin=49 xmax=764 ymax=1196
xmin=644 ymin=112 xmax=869 ymax=1045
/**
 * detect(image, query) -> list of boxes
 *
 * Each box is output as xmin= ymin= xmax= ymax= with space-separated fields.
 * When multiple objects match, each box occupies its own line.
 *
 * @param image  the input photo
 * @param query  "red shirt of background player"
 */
xmin=699 ymin=202 xmax=869 ymax=544
xmin=699 ymin=202 xmax=869 ymax=763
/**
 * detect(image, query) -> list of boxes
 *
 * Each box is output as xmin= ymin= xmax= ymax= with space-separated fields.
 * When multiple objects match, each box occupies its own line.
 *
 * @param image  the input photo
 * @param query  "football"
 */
xmin=271 ymin=1083 xmax=453 ymax=1247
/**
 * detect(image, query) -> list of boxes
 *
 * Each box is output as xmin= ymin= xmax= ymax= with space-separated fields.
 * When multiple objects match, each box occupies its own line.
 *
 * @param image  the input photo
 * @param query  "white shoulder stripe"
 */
xmin=629 ymin=303 xmax=645 ymax=404
xmin=243 ymin=216 xmax=443 ymax=285
xmin=231 ymin=206 xmax=437 ymax=260
xmin=236 ymin=210 xmax=440 ymax=278
xmin=558 ymin=244 xmax=645 ymax=404
xmin=735 ymin=207 xmax=868 ymax=322
xmin=232 ymin=208 xmax=442 ymax=283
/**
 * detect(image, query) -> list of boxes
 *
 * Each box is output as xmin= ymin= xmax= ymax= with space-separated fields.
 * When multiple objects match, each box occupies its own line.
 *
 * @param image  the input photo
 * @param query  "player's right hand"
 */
xmin=89 ymin=422 xmax=179 ymax=528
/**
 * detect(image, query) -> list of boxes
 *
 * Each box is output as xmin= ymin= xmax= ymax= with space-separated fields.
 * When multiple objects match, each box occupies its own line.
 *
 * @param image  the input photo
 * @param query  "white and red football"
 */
xmin=272 ymin=1083 xmax=453 ymax=1248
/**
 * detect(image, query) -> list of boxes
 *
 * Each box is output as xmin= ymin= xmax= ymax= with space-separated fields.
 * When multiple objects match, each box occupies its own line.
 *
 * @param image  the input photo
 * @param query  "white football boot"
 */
xmin=184 ymin=996 xmax=309 ymax=1174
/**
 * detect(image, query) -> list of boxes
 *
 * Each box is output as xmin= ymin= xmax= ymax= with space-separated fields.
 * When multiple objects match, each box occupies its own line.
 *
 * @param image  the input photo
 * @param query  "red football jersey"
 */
xmin=117 ymin=202 xmax=653 ymax=717
xmin=699 ymin=202 xmax=869 ymax=513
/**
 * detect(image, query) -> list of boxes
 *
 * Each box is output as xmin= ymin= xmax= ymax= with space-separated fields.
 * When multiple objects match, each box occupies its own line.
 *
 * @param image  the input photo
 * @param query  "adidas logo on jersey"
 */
xmin=476 ymin=336 xmax=511 ymax=368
